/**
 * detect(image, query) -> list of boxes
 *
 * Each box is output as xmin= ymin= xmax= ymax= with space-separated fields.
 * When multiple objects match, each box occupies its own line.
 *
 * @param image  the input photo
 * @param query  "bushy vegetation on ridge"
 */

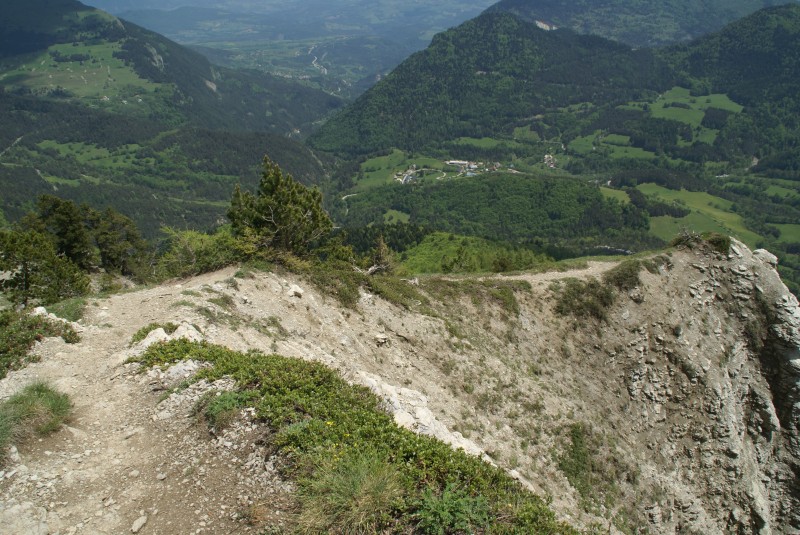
xmin=132 ymin=339 xmax=577 ymax=534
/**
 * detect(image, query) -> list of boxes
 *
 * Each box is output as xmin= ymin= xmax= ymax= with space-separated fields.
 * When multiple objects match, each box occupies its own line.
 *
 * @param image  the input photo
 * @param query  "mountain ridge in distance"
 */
xmin=485 ymin=0 xmax=797 ymax=46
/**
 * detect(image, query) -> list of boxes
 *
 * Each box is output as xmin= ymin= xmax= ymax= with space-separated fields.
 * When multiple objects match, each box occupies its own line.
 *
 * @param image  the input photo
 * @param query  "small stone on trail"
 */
xmin=131 ymin=515 xmax=148 ymax=533
xmin=287 ymin=284 xmax=304 ymax=298
xmin=157 ymin=472 xmax=167 ymax=480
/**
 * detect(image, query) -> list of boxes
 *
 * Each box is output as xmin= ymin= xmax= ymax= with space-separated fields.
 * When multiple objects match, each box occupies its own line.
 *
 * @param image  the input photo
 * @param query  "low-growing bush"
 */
xmin=296 ymin=451 xmax=404 ymax=533
xmin=47 ymin=297 xmax=87 ymax=322
xmin=0 ymin=311 xmax=80 ymax=379
xmin=155 ymin=227 xmax=243 ymax=280
xmin=129 ymin=322 xmax=179 ymax=346
xmin=670 ymin=230 xmax=731 ymax=254
xmin=553 ymin=278 xmax=615 ymax=320
xmin=415 ymin=483 xmax=490 ymax=534
xmin=132 ymin=340 xmax=576 ymax=534
xmin=603 ymin=259 xmax=642 ymax=291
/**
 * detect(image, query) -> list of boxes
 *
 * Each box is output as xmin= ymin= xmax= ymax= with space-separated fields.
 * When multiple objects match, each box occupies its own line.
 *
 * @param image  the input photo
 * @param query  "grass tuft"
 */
xmin=296 ymin=451 xmax=404 ymax=533
xmin=47 ymin=297 xmax=86 ymax=322
xmin=0 ymin=382 xmax=72 ymax=465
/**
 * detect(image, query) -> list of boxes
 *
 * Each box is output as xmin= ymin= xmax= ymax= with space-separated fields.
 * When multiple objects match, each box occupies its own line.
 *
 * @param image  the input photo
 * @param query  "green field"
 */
xmin=766 ymin=184 xmax=800 ymax=198
xmin=383 ymin=209 xmax=410 ymax=224
xmin=622 ymin=86 xmax=744 ymax=146
xmin=568 ymin=134 xmax=595 ymax=154
xmin=603 ymin=134 xmax=631 ymax=146
xmin=600 ymin=187 xmax=630 ymax=204
xmin=1 ymin=43 xmax=162 ymax=105
xmin=772 ymin=224 xmax=800 ymax=243
xmin=637 ymin=183 xmax=761 ymax=247
xmin=569 ymin=132 xmax=656 ymax=159
xmin=355 ymin=149 xmax=462 ymax=192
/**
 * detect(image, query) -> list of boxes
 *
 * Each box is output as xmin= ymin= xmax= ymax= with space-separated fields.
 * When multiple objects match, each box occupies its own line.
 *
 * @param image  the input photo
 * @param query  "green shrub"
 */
xmin=670 ymin=230 xmax=730 ymax=254
xmin=47 ymin=297 xmax=86 ymax=322
xmin=603 ymin=259 xmax=642 ymax=291
xmin=129 ymin=322 xmax=179 ymax=346
xmin=415 ymin=484 xmax=490 ymax=534
xmin=0 ymin=230 xmax=90 ymax=306
xmin=155 ymin=227 xmax=243 ymax=279
xmin=553 ymin=278 xmax=615 ymax=320
xmin=0 ymin=311 xmax=80 ymax=379
xmin=194 ymin=390 xmax=260 ymax=433
xmin=702 ymin=232 xmax=731 ymax=254
xmin=0 ymin=382 xmax=72 ymax=465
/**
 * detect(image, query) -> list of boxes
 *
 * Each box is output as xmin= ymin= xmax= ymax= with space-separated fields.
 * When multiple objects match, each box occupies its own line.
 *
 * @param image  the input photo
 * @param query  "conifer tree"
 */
xmin=228 ymin=156 xmax=333 ymax=256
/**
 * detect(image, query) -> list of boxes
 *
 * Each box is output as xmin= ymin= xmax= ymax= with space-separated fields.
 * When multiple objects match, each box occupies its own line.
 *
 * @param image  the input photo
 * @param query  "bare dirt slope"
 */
xmin=1 ymin=241 xmax=798 ymax=534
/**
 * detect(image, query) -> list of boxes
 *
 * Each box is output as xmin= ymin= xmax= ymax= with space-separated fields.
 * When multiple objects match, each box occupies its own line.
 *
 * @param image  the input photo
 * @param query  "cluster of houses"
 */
xmin=391 ymin=159 xmax=516 ymax=186
xmin=445 ymin=160 xmax=503 ymax=176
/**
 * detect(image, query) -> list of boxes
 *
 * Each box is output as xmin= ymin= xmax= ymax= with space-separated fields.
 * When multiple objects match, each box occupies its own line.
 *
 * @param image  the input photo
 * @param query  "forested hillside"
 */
xmin=0 ymin=0 xmax=341 ymax=236
xmin=309 ymin=5 xmax=800 ymax=292
xmin=308 ymin=13 xmax=675 ymax=156
xmin=485 ymin=0 xmax=795 ymax=46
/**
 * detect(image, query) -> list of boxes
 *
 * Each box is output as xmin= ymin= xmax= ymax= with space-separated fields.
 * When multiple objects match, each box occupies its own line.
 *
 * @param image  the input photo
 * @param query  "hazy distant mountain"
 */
xmin=485 ymin=0 xmax=796 ymax=46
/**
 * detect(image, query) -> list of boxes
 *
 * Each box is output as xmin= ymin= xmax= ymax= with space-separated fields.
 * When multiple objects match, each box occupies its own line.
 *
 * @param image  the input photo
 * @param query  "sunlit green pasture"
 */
xmin=1 ymin=43 xmax=161 ymax=101
xmin=773 ymin=224 xmax=800 ymax=243
xmin=637 ymin=183 xmax=761 ymax=247
xmin=600 ymin=187 xmax=630 ymax=204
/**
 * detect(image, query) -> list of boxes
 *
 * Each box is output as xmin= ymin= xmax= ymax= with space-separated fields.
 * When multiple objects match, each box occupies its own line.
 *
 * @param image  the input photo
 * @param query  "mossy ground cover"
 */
xmin=132 ymin=340 xmax=576 ymax=534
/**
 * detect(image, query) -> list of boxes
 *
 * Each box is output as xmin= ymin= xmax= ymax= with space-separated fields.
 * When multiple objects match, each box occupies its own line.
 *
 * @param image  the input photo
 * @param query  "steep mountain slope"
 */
xmin=485 ymin=0 xmax=796 ymax=46
xmin=1 ymin=240 xmax=798 ymax=532
xmin=0 ymin=0 xmax=342 ymax=133
xmin=310 ymin=5 xmax=800 ymax=165
xmin=108 ymin=0 xmax=497 ymax=99
xmin=0 ymin=0 xmax=340 ymax=236
xmin=308 ymin=12 xmax=675 ymax=156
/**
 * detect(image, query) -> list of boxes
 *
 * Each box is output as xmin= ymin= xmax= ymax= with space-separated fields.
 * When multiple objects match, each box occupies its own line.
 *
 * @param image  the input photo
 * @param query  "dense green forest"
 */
xmin=335 ymin=173 xmax=657 ymax=254
xmin=0 ymin=91 xmax=328 ymax=237
xmin=309 ymin=6 xmax=800 ymax=175
xmin=308 ymin=13 xmax=675 ymax=156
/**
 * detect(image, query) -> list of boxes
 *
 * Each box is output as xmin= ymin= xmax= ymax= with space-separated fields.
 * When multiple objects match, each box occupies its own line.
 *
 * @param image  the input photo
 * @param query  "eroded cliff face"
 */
xmin=1 ymin=240 xmax=798 ymax=534
xmin=576 ymin=241 xmax=799 ymax=534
